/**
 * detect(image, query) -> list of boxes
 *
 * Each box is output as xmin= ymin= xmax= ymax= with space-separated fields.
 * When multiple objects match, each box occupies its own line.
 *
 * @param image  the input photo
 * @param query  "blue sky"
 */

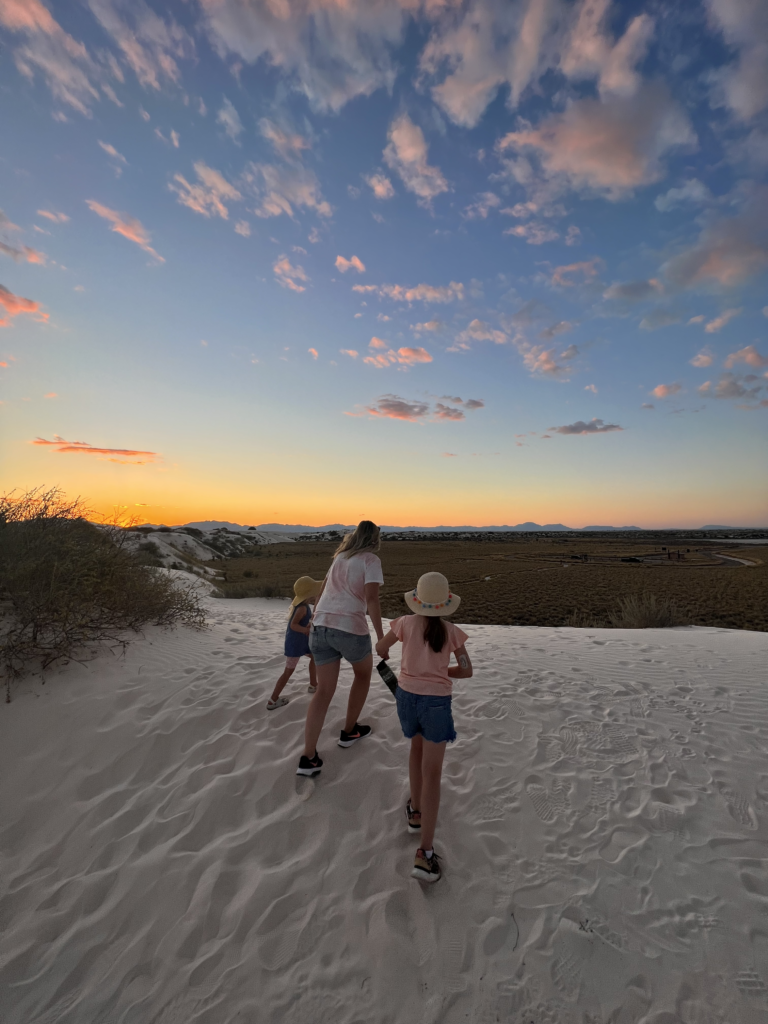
xmin=1 ymin=0 xmax=767 ymax=527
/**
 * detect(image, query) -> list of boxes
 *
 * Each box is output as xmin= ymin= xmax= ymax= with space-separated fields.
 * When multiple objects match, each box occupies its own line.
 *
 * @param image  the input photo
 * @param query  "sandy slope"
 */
xmin=1 ymin=598 xmax=767 ymax=1024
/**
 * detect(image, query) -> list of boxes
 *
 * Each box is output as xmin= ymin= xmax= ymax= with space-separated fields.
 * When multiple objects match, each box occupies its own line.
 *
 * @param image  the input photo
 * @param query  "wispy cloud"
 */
xmin=259 ymin=118 xmax=310 ymax=160
xmin=340 ymin=348 xmax=358 ymax=358
xmin=455 ymin=319 xmax=507 ymax=346
xmin=335 ymin=254 xmax=365 ymax=274
xmin=353 ymin=281 xmax=464 ymax=304
xmin=463 ymin=192 xmax=500 ymax=220
xmin=724 ymin=345 xmax=768 ymax=369
xmin=170 ymin=162 xmax=241 ymax=220
xmin=365 ymin=173 xmax=395 ymax=200
xmin=504 ymin=221 xmax=559 ymax=244
xmin=651 ymin=382 xmax=682 ymax=398
xmin=690 ymin=349 xmax=713 ymax=367
xmin=217 ymin=97 xmax=243 ymax=142
xmin=704 ymin=308 xmax=742 ymax=333
xmin=349 ymin=392 xmax=483 ymax=423
xmin=273 ymin=255 xmax=308 ymax=292
xmin=86 ymin=200 xmax=164 ymax=261
xmin=244 ymin=162 xmax=331 ymax=219
xmin=308 ymin=347 xmax=318 ymax=359
xmin=37 ymin=210 xmax=69 ymax=223
xmin=383 ymin=114 xmax=449 ymax=206
xmin=0 ymin=283 xmax=48 ymax=325
xmin=603 ymin=278 xmax=662 ymax=302
xmin=655 ymin=178 xmax=711 ymax=212
xmin=98 ymin=140 xmax=126 ymax=163
xmin=549 ymin=418 xmax=624 ymax=435
xmin=0 ymin=241 xmax=45 ymax=264
xmin=363 ymin=344 xmax=433 ymax=368
xmin=32 ymin=434 xmax=160 ymax=464
xmin=234 ymin=220 xmax=250 ymax=237
xmin=552 ymin=258 xmax=603 ymax=287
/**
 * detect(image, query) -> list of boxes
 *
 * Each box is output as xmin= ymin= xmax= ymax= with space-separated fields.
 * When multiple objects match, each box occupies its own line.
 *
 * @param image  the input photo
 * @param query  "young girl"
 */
xmin=267 ymin=576 xmax=323 ymax=711
xmin=376 ymin=572 xmax=472 ymax=883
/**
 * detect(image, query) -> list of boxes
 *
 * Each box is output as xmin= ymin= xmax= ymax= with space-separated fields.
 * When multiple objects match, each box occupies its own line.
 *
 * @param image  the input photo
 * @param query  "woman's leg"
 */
xmin=270 ymin=665 xmax=295 ymax=702
xmin=307 ymin=656 xmax=317 ymax=688
xmin=409 ymin=734 xmax=424 ymax=811
xmin=419 ymin=739 xmax=447 ymax=851
xmin=343 ymin=653 xmax=373 ymax=734
xmin=303 ymin=660 xmax=340 ymax=757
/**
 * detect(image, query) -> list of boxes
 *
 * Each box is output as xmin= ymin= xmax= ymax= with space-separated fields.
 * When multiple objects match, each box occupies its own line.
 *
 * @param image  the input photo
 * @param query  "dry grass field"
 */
xmin=218 ymin=538 xmax=768 ymax=633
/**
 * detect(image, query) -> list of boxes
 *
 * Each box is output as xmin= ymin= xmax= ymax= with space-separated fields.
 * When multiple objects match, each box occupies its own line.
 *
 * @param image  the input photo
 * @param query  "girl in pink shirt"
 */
xmin=376 ymin=572 xmax=472 ymax=883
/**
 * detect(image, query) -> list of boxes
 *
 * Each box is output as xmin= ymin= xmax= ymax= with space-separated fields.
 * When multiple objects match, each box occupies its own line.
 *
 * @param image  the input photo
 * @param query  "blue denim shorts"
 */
xmin=395 ymin=687 xmax=456 ymax=744
xmin=309 ymin=625 xmax=372 ymax=667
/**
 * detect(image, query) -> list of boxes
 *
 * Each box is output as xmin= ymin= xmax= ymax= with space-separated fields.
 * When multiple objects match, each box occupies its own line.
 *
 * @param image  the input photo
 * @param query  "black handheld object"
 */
xmin=376 ymin=659 xmax=398 ymax=696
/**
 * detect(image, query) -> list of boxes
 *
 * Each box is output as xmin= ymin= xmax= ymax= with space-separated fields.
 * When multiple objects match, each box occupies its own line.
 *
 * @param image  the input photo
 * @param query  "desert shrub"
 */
xmin=0 ymin=487 xmax=206 ymax=699
xmin=565 ymin=608 xmax=605 ymax=628
xmin=608 ymin=593 xmax=689 ymax=628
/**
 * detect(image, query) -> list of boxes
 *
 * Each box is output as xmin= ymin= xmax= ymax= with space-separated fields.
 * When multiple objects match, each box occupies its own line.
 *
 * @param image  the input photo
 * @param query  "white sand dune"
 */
xmin=1 ymin=598 xmax=767 ymax=1023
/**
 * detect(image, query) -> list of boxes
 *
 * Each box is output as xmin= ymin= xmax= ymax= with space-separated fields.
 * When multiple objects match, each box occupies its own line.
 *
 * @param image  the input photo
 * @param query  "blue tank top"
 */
xmin=284 ymin=603 xmax=311 ymax=657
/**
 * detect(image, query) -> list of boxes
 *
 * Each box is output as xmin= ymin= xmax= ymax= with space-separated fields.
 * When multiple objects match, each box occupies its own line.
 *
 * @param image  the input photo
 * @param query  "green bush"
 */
xmin=0 ymin=487 xmax=206 ymax=700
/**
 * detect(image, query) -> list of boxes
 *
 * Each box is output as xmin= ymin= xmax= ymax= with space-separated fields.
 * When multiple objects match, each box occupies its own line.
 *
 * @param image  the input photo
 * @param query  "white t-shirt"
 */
xmin=313 ymin=552 xmax=384 ymax=635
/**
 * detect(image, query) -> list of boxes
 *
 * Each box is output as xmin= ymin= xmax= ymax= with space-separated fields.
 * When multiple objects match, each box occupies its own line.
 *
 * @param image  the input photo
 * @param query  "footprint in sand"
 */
xmin=735 ymin=969 xmax=767 ymax=996
xmin=721 ymin=787 xmax=757 ymax=830
xmin=551 ymin=952 xmax=582 ymax=1001
xmin=525 ymin=775 xmax=569 ymax=822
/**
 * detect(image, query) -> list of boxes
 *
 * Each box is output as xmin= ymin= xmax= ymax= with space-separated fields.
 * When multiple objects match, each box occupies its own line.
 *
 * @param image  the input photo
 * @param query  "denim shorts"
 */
xmin=309 ymin=625 xmax=372 ymax=667
xmin=395 ymin=687 xmax=456 ymax=744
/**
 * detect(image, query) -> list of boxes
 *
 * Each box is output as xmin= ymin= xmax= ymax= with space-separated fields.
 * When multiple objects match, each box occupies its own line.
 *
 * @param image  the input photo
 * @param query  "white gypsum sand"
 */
xmin=1 ymin=597 xmax=767 ymax=1024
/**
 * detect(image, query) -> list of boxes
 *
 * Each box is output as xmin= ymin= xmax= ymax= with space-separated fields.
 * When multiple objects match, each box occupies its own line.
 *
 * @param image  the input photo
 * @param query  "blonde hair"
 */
xmin=334 ymin=520 xmax=381 ymax=559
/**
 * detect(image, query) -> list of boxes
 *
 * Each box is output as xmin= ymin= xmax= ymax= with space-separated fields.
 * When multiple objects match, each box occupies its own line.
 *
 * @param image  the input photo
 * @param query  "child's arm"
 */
xmin=375 ymin=629 xmax=399 ymax=661
xmin=447 ymin=645 xmax=473 ymax=678
xmin=289 ymin=605 xmax=311 ymax=635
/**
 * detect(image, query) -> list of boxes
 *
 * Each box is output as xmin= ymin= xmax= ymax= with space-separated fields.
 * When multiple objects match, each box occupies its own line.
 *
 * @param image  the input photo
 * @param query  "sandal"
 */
xmin=267 ymin=696 xmax=290 ymax=710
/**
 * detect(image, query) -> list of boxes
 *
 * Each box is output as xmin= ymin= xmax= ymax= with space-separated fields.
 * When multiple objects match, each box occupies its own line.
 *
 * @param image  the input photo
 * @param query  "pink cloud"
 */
xmin=651 ymin=382 xmax=682 ymax=398
xmin=364 ymin=395 xmax=431 ymax=422
xmin=32 ymin=435 xmax=160 ymax=463
xmin=308 ymin=347 xmax=318 ymax=359
xmin=365 ymin=174 xmax=395 ymax=200
xmin=434 ymin=403 xmax=464 ymax=421
xmin=690 ymin=349 xmax=713 ymax=367
xmin=0 ymin=283 xmax=48 ymax=323
xmin=0 ymin=0 xmax=58 ymax=33
xmin=0 ymin=240 xmax=46 ymax=264
xmin=504 ymin=222 xmax=559 ymax=245
xmin=273 ymin=255 xmax=308 ymax=292
xmin=705 ymin=308 xmax=742 ymax=333
xmin=335 ymin=254 xmax=366 ymax=274
xmin=169 ymin=162 xmax=241 ymax=220
xmin=86 ymin=200 xmax=164 ymax=261
xmin=552 ymin=258 xmax=603 ymax=287
xmin=396 ymin=346 xmax=433 ymax=365
xmin=383 ymin=114 xmax=449 ymax=206
xmin=37 ymin=210 xmax=69 ymax=223
xmin=369 ymin=337 xmax=388 ymax=350
xmin=363 ymin=345 xmax=433 ymax=368
xmin=724 ymin=345 xmax=768 ymax=369
xmin=340 ymin=349 xmax=358 ymax=358
xmin=456 ymin=319 xmax=507 ymax=345
xmin=355 ymin=281 xmax=464 ymax=304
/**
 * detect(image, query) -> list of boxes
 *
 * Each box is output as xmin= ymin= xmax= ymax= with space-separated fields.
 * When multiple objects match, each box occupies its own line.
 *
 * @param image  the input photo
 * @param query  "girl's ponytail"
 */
xmin=423 ymin=616 xmax=447 ymax=653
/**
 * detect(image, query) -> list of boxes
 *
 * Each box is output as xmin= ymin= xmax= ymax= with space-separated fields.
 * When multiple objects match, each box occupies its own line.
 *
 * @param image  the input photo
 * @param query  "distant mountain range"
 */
xmin=176 ymin=520 xmax=645 ymax=533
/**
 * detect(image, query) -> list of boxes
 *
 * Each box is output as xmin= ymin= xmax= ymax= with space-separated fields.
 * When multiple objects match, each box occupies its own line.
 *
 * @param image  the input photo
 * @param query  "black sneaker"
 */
xmin=406 ymin=800 xmax=422 ymax=834
xmin=296 ymin=751 xmax=323 ymax=776
xmin=338 ymin=723 xmax=372 ymax=748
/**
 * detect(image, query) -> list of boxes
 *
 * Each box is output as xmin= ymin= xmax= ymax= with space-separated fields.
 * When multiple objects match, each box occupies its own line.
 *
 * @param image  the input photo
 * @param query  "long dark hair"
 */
xmin=423 ymin=616 xmax=447 ymax=653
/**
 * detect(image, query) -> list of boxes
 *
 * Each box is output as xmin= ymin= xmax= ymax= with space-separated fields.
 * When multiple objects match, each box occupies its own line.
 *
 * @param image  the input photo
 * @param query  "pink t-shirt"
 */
xmin=312 ymin=552 xmax=384 ymax=635
xmin=390 ymin=615 xmax=469 ymax=696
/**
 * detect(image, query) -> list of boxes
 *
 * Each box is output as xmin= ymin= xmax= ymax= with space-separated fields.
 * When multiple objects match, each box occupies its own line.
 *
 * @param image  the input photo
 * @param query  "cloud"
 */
xmin=603 ymin=278 xmax=663 ymax=302
xmin=363 ymin=345 xmax=433 ymax=368
xmin=420 ymin=0 xmax=559 ymax=128
xmin=456 ymin=319 xmax=508 ymax=345
xmin=259 ymin=118 xmax=310 ymax=159
xmin=690 ymin=349 xmax=714 ymax=368
xmin=243 ymin=162 xmax=331 ymax=219
xmin=361 ymin=394 xmax=431 ymax=422
xmin=724 ymin=344 xmax=768 ymax=369
xmin=704 ymin=308 xmax=742 ymax=333
xmin=560 ymin=0 xmax=654 ymax=99
xmin=37 ymin=209 xmax=69 ymax=223
xmin=463 ymin=398 xmax=484 ymax=410
xmin=198 ymin=0 xmax=412 ymax=113
xmin=412 ymin=319 xmax=443 ymax=334
xmin=539 ymin=320 xmax=573 ymax=340
xmin=365 ymin=173 xmax=395 ymax=200
xmin=217 ymin=97 xmax=243 ymax=142
xmin=87 ymin=0 xmax=194 ymax=91
xmin=497 ymin=83 xmax=695 ymax=200
xmin=340 ymin=348 xmax=358 ymax=358
xmin=355 ymin=281 xmax=464 ymax=304
xmin=654 ymin=178 xmax=712 ymax=212
xmin=642 ymin=402 xmax=654 ymax=409
xmin=504 ymin=221 xmax=559 ymax=244
xmin=0 ymin=0 xmax=58 ymax=33
xmin=335 ymin=254 xmax=365 ymax=274
xmin=705 ymin=0 xmax=768 ymax=120
xmin=308 ymin=347 xmax=318 ymax=359
xmin=44 ymin=392 xmax=56 ymax=398
xmin=584 ymin=383 xmax=598 ymax=393
xmin=663 ymin=187 xmax=768 ymax=288
xmin=0 ymin=282 xmax=48 ymax=324
xmin=383 ymin=114 xmax=449 ymax=206
xmin=565 ymin=225 xmax=582 ymax=246
xmin=85 ymin=199 xmax=164 ymax=261
xmin=651 ymin=382 xmax=682 ymax=398
xmin=169 ymin=162 xmax=241 ymax=220
xmin=549 ymin=418 xmax=624 ymax=434
xmin=463 ymin=192 xmax=500 ymax=219
xmin=639 ymin=308 xmax=681 ymax=330
xmin=442 ymin=452 xmax=457 ymax=457
xmin=688 ymin=315 xmax=706 ymax=324
xmin=706 ymin=372 xmax=765 ymax=400
xmin=434 ymin=403 xmax=465 ymax=421
xmin=98 ymin=140 xmax=126 ymax=163
xmin=234 ymin=220 xmax=251 ymax=237
xmin=32 ymin=434 xmax=160 ymax=463
xmin=273 ymin=255 xmax=308 ymax=292
xmin=521 ymin=343 xmax=578 ymax=376
xmin=0 ymin=241 xmax=45 ymax=264
xmin=552 ymin=258 xmax=603 ymax=287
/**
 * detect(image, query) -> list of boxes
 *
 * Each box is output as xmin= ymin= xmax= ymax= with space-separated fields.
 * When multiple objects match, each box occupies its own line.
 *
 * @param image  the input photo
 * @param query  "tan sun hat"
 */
xmin=404 ymin=572 xmax=461 ymax=617
xmin=290 ymin=576 xmax=324 ymax=608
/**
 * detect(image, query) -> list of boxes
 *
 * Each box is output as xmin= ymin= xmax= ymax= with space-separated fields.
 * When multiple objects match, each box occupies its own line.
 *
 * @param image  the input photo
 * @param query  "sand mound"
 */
xmin=1 ymin=598 xmax=767 ymax=1023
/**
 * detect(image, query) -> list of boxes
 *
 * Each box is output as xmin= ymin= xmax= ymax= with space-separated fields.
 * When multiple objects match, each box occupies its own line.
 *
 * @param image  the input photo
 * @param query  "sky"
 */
xmin=1 ymin=0 xmax=767 ymax=529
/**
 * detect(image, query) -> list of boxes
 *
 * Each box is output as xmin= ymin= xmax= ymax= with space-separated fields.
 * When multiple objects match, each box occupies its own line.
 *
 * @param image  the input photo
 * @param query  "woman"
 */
xmin=297 ymin=521 xmax=384 ymax=777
